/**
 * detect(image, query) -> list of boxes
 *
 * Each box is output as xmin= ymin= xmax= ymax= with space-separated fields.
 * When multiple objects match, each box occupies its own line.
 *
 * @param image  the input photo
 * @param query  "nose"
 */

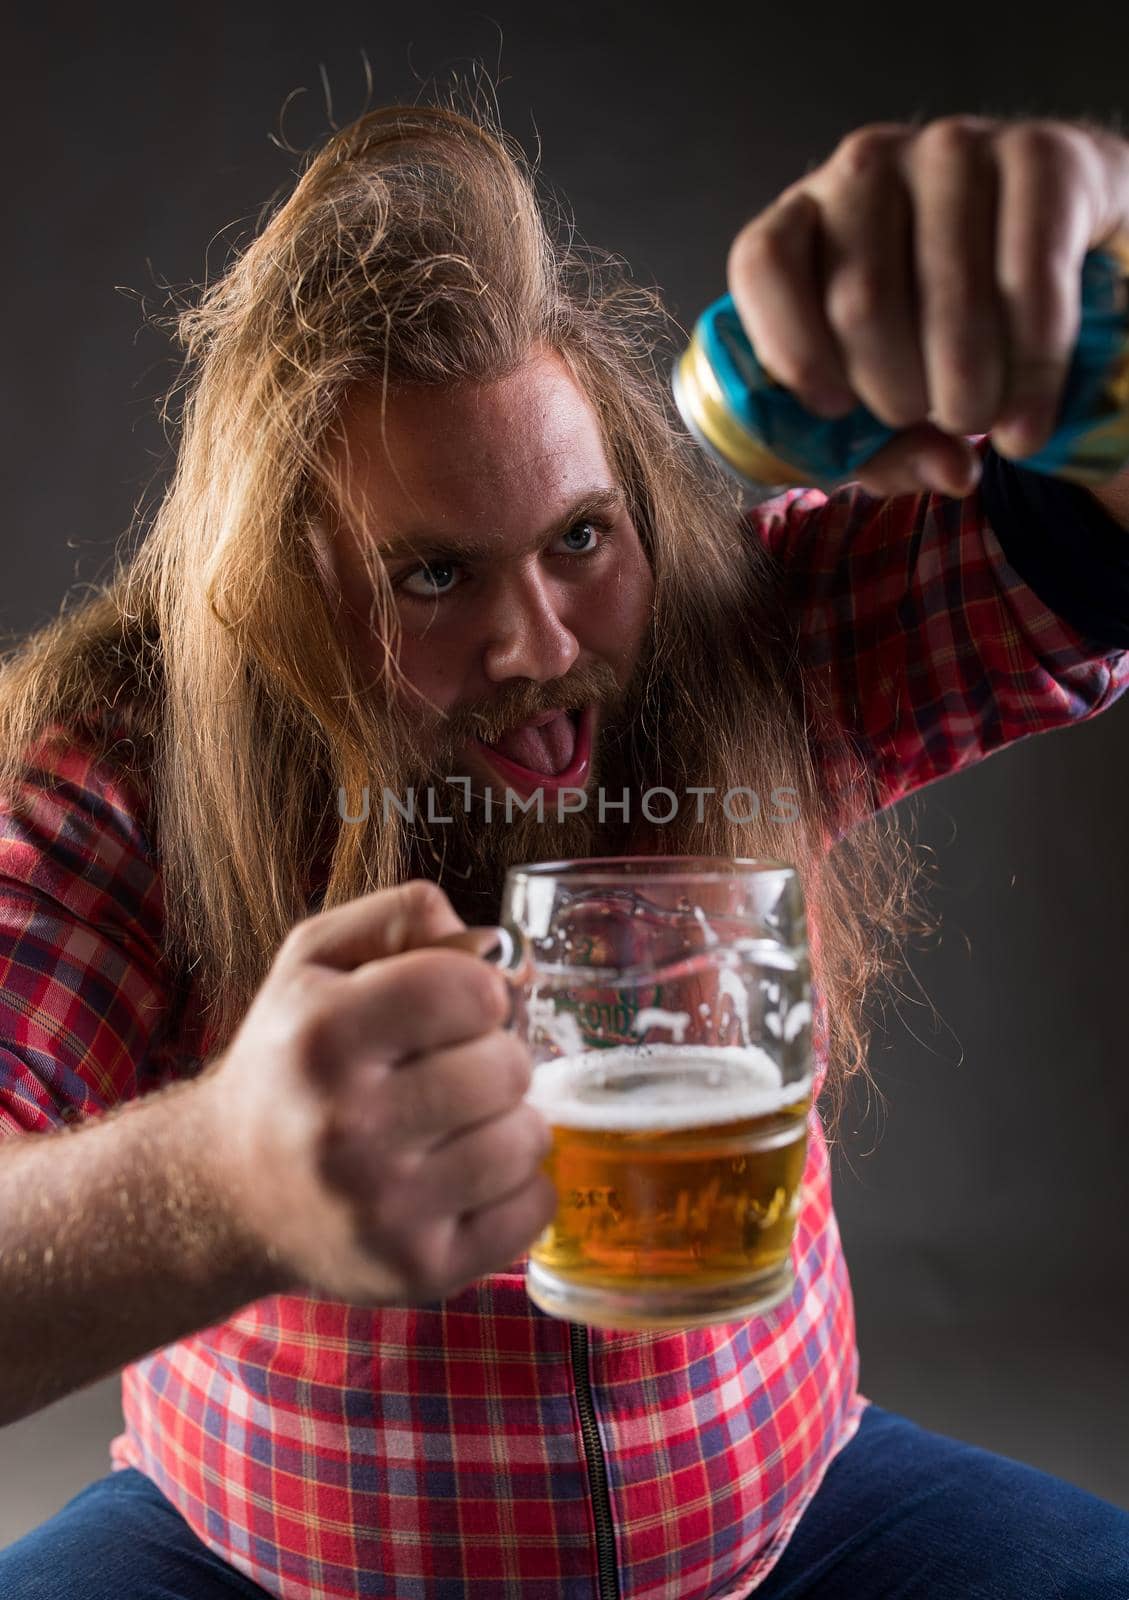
xmin=480 ymin=565 xmax=580 ymax=684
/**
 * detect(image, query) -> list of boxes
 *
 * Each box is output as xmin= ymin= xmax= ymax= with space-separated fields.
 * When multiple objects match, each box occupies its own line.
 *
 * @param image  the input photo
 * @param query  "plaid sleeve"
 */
xmin=0 ymin=723 xmax=172 ymax=1136
xmin=747 ymin=433 xmax=1129 ymax=814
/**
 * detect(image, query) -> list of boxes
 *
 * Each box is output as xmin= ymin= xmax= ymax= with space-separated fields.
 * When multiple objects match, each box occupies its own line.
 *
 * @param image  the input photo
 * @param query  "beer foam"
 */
xmin=718 ymin=967 xmax=752 ymax=1046
xmin=527 ymin=1043 xmax=810 ymax=1131
xmin=783 ymin=1000 xmax=811 ymax=1044
xmin=527 ymin=986 xmax=586 ymax=1058
xmin=632 ymin=1006 xmax=691 ymax=1042
xmin=765 ymin=999 xmax=811 ymax=1043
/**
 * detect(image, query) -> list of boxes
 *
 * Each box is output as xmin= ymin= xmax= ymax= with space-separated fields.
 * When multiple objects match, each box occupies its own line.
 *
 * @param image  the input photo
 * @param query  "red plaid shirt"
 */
xmin=3 ymin=435 xmax=1128 ymax=1598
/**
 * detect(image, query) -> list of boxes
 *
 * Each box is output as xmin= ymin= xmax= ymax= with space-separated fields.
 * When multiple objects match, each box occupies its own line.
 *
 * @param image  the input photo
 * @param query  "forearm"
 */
xmin=0 ymin=1066 xmax=288 ymax=1426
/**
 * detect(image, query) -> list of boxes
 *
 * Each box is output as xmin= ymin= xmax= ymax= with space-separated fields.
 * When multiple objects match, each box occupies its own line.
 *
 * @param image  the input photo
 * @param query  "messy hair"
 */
xmin=0 ymin=88 xmax=934 ymax=1133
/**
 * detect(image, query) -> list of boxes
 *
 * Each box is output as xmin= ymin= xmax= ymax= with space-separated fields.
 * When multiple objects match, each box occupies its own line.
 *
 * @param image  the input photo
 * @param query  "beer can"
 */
xmin=672 ymin=236 xmax=1129 ymax=493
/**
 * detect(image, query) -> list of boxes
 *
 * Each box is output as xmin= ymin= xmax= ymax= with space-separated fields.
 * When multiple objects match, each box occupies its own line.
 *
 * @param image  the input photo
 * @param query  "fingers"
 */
xmin=335 ymin=1102 xmax=555 ymax=1296
xmin=372 ymin=1164 xmax=558 ymax=1304
xmin=906 ymin=118 xmax=1006 ymax=436
xmin=991 ymin=124 xmax=1095 ymax=458
xmin=447 ymin=1170 xmax=559 ymax=1288
xmin=335 ymin=946 xmax=511 ymax=1062
xmin=728 ymin=124 xmax=924 ymax=423
xmin=818 ymin=128 xmax=926 ymax=427
xmin=852 ymin=423 xmax=983 ymax=499
xmin=366 ymin=1028 xmax=533 ymax=1147
xmin=727 ymin=189 xmax=856 ymax=417
xmin=420 ymin=1101 xmax=552 ymax=1216
xmin=428 ymin=927 xmax=511 ymax=961
xmin=725 ymin=116 xmax=1114 ymax=478
xmin=284 ymin=880 xmax=465 ymax=972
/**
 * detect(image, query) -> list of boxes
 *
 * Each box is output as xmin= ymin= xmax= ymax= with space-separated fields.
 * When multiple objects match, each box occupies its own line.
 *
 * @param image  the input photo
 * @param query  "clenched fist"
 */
xmin=726 ymin=115 xmax=1129 ymax=497
xmin=200 ymin=880 xmax=555 ymax=1305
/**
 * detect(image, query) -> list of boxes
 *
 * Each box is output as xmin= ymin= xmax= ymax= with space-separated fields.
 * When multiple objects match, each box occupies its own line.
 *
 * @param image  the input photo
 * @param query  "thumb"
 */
xmin=853 ymin=423 xmax=983 ymax=499
xmin=296 ymin=879 xmax=466 ymax=972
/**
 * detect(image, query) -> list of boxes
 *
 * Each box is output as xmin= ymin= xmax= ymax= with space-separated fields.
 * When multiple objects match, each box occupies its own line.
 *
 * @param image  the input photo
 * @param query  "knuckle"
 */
xmin=282 ymin=994 xmax=338 ymax=1070
xmin=378 ymin=878 xmax=459 ymax=954
xmin=399 ymin=878 xmax=452 ymax=921
xmin=995 ymin=122 xmax=1089 ymax=202
xmin=270 ymin=958 xmax=326 ymax=1019
xmin=279 ymin=915 xmax=323 ymax=968
xmin=834 ymin=123 xmax=907 ymax=177
xmin=729 ymin=190 xmax=819 ymax=283
xmin=727 ymin=218 xmax=786 ymax=282
xmin=726 ymin=217 xmax=760 ymax=273
xmin=916 ymin=115 xmax=990 ymax=161
xmin=994 ymin=120 xmax=1071 ymax=171
xmin=827 ymin=267 xmax=885 ymax=336
xmin=383 ymin=879 xmax=456 ymax=950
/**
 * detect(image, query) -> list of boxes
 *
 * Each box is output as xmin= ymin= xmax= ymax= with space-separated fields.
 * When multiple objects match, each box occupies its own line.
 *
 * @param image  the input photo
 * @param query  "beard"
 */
xmin=390 ymin=652 xmax=649 ymax=924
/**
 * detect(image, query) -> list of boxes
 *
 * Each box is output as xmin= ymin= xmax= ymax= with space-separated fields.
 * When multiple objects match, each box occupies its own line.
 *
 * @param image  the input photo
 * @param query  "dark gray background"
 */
xmin=3 ymin=0 xmax=1128 ymax=1543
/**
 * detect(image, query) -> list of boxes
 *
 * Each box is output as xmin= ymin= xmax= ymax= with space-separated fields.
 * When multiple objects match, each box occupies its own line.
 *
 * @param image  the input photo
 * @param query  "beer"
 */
xmin=504 ymin=854 xmax=811 ymax=1330
xmin=526 ymin=1043 xmax=811 ymax=1330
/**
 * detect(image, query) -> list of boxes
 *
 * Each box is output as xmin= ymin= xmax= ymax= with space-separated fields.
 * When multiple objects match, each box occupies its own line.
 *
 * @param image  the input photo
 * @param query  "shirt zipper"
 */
xmin=569 ymin=1320 xmax=621 ymax=1600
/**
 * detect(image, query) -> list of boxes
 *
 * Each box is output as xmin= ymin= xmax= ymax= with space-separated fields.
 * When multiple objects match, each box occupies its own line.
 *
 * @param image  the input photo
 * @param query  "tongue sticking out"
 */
xmin=486 ymin=710 xmax=578 ymax=776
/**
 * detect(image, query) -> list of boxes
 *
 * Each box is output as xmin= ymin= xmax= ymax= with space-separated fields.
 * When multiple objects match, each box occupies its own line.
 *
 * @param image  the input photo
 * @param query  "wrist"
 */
xmin=188 ymin=1062 xmax=295 ymax=1303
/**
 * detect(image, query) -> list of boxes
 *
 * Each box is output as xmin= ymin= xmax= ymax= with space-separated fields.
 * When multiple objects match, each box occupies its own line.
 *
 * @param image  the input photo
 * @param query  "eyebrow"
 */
xmin=375 ymin=486 xmax=628 ymax=564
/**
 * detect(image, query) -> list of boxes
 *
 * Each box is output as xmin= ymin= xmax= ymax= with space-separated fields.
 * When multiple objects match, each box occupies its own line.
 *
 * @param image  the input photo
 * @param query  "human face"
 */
xmin=321 ymin=350 xmax=655 ymax=801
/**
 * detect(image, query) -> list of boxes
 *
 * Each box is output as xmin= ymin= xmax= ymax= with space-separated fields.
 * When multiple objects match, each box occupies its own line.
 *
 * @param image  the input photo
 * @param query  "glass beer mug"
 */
xmin=500 ymin=856 xmax=812 ymax=1331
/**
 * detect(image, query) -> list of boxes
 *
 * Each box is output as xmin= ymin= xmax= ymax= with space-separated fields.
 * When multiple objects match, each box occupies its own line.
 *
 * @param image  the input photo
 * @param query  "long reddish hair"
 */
xmin=0 ymin=89 xmax=935 ymax=1133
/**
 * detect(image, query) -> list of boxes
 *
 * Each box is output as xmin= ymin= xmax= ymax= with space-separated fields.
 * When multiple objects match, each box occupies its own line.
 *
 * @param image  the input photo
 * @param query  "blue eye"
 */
xmin=556 ymin=521 xmax=602 ymax=554
xmin=400 ymin=561 xmax=461 ymax=599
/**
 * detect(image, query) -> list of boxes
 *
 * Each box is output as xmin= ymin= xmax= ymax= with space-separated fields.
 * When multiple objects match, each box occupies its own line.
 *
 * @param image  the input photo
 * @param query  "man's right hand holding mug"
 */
xmin=204 ymin=879 xmax=557 ymax=1305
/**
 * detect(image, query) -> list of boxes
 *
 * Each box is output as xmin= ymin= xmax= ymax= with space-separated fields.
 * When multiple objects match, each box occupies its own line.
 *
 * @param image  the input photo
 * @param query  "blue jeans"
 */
xmin=2 ymin=1403 xmax=1127 ymax=1597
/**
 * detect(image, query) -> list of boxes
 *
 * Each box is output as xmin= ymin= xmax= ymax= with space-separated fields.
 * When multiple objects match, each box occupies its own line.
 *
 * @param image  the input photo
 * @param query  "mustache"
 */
xmin=436 ymin=658 xmax=626 ymax=749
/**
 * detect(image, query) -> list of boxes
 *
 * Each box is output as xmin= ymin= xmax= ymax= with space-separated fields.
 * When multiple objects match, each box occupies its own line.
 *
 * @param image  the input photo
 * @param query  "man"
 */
xmin=1 ymin=99 xmax=1128 ymax=1597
